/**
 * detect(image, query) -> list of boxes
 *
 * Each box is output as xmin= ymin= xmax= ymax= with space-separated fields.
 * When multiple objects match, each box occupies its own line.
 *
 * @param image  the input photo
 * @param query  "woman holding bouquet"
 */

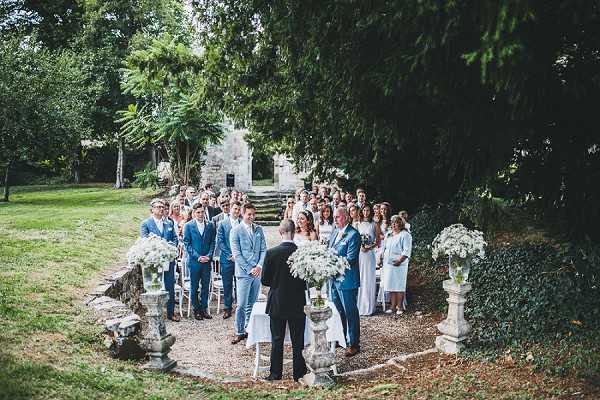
xmin=357 ymin=204 xmax=380 ymax=315
xmin=381 ymin=215 xmax=412 ymax=315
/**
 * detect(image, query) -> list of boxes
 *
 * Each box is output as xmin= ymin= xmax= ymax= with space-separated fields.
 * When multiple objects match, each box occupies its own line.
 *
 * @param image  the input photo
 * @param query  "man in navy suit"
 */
xmin=216 ymin=200 xmax=241 ymax=319
xmin=183 ymin=203 xmax=216 ymax=320
xmin=140 ymin=198 xmax=180 ymax=322
xmin=329 ymin=206 xmax=362 ymax=356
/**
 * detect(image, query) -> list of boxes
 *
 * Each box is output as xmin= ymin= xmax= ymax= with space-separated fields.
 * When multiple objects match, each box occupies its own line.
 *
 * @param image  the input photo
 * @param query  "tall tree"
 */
xmin=0 ymin=35 xmax=89 ymax=201
xmin=194 ymin=0 xmax=600 ymax=239
xmin=77 ymin=0 xmax=189 ymax=188
xmin=118 ymin=34 xmax=224 ymax=185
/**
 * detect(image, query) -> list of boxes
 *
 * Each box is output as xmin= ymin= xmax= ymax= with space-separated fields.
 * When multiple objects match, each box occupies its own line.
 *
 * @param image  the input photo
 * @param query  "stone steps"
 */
xmin=247 ymin=191 xmax=290 ymax=226
xmin=255 ymin=220 xmax=280 ymax=227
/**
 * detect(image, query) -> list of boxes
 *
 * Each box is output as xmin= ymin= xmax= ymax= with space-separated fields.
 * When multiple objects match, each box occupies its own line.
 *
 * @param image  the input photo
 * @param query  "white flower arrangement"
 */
xmin=288 ymin=242 xmax=349 ymax=306
xmin=431 ymin=223 xmax=487 ymax=262
xmin=127 ymin=234 xmax=178 ymax=272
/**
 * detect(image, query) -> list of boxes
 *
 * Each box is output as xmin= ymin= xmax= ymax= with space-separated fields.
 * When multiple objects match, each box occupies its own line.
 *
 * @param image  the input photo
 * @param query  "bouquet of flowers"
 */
xmin=360 ymin=233 xmax=373 ymax=247
xmin=431 ymin=224 xmax=486 ymax=283
xmin=288 ymin=242 xmax=350 ymax=307
xmin=128 ymin=234 xmax=178 ymax=292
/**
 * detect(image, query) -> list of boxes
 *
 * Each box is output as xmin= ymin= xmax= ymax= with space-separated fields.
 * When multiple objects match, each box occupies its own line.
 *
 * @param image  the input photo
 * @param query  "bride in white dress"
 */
xmin=293 ymin=210 xmax=318 ymax=247
xmin=356 ymin=204 xmax=380 ymax=315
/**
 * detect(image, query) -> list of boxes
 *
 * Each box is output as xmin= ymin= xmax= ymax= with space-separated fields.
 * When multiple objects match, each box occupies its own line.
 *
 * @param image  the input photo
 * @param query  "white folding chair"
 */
xmin=208 ymin=262 xmax=224 ymax=314
xmin=178 ymin=258 xmax=192 ymax=318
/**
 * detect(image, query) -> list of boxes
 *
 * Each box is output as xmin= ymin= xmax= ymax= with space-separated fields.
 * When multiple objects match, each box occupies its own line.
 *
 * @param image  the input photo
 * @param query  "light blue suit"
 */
xmin=183 ymin=220 xmax=216 ymax=312
xmin=230 ymin=222 xmax=267 ymax=335
xmin=329 ymin=224 xmax=361 ymax=348
xmin=140 ymin=217 xmax=178 ymax=318
xmin=216 ymin=216 xmax=240 ymax=310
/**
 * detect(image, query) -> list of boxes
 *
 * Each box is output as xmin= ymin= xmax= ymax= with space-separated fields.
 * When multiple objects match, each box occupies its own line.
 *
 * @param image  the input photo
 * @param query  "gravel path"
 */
xmin=167 ymin=226 xmax=441 ymax=379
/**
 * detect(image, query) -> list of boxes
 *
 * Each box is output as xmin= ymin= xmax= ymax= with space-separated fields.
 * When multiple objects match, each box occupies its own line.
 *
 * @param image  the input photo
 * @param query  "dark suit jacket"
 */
xmin=206 ymin=206 xmax=221 ymax=221
xmin=261 ymin=242 xmax=307 ymax=319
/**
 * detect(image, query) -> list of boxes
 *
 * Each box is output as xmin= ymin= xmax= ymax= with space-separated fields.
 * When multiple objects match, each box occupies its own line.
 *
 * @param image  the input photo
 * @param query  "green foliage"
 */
xmin=133 ymin=163 xmax=160 ymax=190
xmin=0 ymin=34 xmax=92 ymax=199
xmin=467 ymin=241 xmax=600 ymax=344
xmin=462 ymin=240 xmax=600 ymax=380
xmin=194 ymin=0 xmax=600 ymax=240
xmin=118 ymin=33 xmax=224 ymax=185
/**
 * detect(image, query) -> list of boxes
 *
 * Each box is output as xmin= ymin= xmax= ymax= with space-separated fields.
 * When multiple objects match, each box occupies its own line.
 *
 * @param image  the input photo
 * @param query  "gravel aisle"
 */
xmin=167 ymin=226 xmax=440 ymax=379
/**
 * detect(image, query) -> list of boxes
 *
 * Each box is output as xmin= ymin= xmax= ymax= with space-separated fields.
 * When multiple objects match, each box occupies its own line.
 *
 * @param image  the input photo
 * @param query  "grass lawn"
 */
xmin=0 ymin=185 xmax=595 ymax=399
xmin=252 ymin=179 xmax=274 ymax=187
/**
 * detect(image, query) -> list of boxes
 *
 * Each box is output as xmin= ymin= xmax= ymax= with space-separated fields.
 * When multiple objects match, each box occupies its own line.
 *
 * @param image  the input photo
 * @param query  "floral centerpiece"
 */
xmin=431 ymin=224 xmax=486 ymax=283
xmin=288 ymin=242 xmax=349 ymax=307
xmin=127 ymin=234 xmax=178 ymax=293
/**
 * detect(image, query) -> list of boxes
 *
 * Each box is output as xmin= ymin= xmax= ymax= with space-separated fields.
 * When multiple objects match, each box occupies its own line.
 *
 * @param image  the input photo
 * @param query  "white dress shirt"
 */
xmin=152 ymin=217 xmax=164 ymax=234
xmin=195 ymin=220 xmax=205 ymax=236
xmin=333 ymin=224 xmax=349 ymax=245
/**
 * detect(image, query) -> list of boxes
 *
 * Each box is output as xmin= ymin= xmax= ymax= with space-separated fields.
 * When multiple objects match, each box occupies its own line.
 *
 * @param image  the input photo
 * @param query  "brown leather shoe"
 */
xmin=194 ymin=311 xmax=204 ymax=321
xmin=231 ymin=333 xmax=247 ymax=345
xmin=200 ymin=310 xmax=212 ymax=319
xmin=168 ymin=315 xmax=181 ymax=322
xmin=345 ymin=346 xmax=360 ymax=357
xmin=223 ymin=309 xmax=232 ymax=319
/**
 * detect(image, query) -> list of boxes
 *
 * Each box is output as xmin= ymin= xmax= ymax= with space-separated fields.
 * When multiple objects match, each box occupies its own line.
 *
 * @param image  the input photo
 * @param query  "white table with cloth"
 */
xmin=246 ymin=300 xmax=347 ymax=378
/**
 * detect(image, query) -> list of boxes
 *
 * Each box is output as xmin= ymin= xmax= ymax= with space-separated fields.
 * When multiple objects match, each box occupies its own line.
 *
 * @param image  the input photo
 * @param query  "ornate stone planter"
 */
xmin=436 ymin=279 xmax=472 ymax=354
xmin=448 ymin=256 xmax=472 ymax=284
xmin=140 ymin=290 xmax=176 ymax=371
xmin=141 ymin=263 xmax=165 ymax=293
xmin=302 ymin=304 xmax=335 ymax=388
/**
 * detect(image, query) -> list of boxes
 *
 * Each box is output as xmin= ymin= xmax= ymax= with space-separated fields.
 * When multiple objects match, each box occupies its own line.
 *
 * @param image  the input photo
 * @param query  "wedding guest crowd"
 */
xmin=138 ymin=182 xmax=412 ymax=368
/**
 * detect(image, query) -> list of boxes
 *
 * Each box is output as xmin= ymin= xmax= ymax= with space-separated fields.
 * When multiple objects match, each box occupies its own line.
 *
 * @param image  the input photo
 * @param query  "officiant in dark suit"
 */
xmin=261 ymin=219 xmax=307 ymax=382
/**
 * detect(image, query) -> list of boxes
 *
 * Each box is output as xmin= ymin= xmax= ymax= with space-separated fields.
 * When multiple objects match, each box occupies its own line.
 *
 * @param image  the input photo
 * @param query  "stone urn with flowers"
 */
xmin=127 ymin=234 xmax=178 ymax=370
xmin=288 ymin=243 xmax=350 ymax=387
xmin=431 ymin=224 xmax=486 ymax=354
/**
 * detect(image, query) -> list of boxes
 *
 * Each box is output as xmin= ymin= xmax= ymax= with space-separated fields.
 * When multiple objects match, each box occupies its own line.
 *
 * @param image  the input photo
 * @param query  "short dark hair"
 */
xmin=242 ymin=202 xmax=256 ymax=213
xmin=230 ymin=200 xmax=241 ymax=207
xmin=192 ymin=203 xmax=204 ymax=211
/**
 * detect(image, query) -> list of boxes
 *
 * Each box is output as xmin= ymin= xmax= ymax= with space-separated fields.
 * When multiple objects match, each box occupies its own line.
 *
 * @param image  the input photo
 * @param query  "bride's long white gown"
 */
xmin=357 ymin=221 xmax=377 ymax=315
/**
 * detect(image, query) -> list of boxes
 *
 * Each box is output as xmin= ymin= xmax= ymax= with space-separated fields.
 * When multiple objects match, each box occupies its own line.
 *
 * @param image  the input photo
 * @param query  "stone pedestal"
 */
xmin=436 ymin=280 xmax=472 ymax=355
xmin=140 ymin=291 xmax=176 ymax=371
xmin=302 ymin=305 xmax=335 ymax=388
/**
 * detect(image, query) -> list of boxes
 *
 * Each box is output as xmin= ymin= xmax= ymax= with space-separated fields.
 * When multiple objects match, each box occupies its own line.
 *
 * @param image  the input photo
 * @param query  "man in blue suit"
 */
xmin=140 ymin=198 xmax=180 ymax=322
xmin=229 ymin=202 xmax=267 ymax=344
xmin=183 ymin=203 xmax=216 ymax=320
xmin=329 ymin=206 xmax=362 ymax=356
xmin=216 ymin=200 xmax=242 ymax=319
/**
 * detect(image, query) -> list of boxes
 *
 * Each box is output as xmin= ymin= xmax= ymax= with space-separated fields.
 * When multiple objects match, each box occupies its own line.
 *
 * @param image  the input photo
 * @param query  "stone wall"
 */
xmin=86 ymin=264 xmax=145 ymax=360
xmin=273 ymin=154 xmax=308 ymax=191
xmin=200 ymin=121 xmax=252 ymax=191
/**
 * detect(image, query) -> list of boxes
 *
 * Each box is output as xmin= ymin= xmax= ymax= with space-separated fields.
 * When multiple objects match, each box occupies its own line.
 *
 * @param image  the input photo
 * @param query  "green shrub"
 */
xmin=467 ymin=241 xmax=600 ymax=344
xmin=133 ymin=163 xmax=160 ymax=190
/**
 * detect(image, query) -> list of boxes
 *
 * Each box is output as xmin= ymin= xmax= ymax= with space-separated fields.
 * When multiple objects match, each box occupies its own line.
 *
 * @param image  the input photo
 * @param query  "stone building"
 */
xmin=199 ymin=121 xmax=306 ymax=192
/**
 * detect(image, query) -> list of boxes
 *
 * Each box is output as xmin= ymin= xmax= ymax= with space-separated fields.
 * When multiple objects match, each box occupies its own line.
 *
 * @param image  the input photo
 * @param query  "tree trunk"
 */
xmin=185 ymin=142 xmax=190 ymax=185
xmin=72 ymin=145 xmax=81 ymax=184
xmin=115 ymin=138 xmax=125 ymax=189
xmin=150 ymin=145 xmax=157 ymax=168
xmin=3 ymin=161 xmax=11 ymax=202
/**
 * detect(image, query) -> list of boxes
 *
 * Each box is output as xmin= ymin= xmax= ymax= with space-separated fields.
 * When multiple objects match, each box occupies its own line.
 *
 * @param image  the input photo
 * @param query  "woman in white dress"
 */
xmin=317 ymin=205 xmax=334 ymax=245
xmin=380 ymin=215 xmax=412 ymax=315
xmin=294 ymin=210 xmax=318 ymax=247
xmin=356 ymin=204 xmax=380 ymax=316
